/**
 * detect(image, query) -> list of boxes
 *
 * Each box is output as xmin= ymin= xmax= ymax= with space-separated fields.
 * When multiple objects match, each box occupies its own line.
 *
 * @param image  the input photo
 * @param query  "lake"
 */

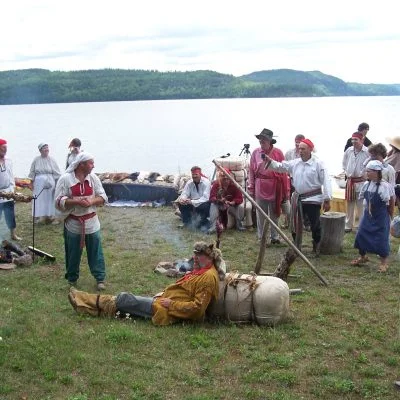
xmin=1 ymin=96 xmax=399 ymax=178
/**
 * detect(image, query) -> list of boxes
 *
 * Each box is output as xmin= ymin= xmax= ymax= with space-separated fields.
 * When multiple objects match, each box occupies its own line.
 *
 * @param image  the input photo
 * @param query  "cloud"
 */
xmin=1 ymin=0 xmax=400 ymax=83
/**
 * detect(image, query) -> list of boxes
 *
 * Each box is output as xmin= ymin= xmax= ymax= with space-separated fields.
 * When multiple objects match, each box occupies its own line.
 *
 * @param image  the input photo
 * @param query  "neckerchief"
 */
xmin=176 ymin=264 xmax=213 ymax=283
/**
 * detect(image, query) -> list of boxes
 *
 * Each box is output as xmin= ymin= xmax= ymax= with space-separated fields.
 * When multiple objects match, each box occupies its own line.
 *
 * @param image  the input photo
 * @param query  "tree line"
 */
xmin=0 ymin=68 xmax=399 ymax=105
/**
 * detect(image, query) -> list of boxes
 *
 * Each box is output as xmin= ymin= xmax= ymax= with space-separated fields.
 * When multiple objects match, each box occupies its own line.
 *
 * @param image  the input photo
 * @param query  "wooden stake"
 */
xmin=254 ymin=220 xmax=268 ymax=274
xmin=212 ymin=159 xmax=329 ymax=286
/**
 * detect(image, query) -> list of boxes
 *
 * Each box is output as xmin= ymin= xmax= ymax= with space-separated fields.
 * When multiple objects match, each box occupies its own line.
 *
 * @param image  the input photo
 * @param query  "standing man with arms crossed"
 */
xmin=342 ymin=132 xmax=370 ymax=233
xmin=55 ymin=152 xmax=108 ymax=290
xmin=263 ymin=138 xmax=332 ymax=255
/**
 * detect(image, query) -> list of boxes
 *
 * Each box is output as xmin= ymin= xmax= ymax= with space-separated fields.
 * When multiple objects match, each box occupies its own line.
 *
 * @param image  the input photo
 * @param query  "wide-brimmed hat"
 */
xmin=386 ymin=136 xmax=400 ymax=151
xmin=255 ymin=128 xmax=276 ymax=144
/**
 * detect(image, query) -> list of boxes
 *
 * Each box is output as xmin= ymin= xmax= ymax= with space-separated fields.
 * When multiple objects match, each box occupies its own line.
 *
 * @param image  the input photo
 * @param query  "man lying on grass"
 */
xmin=68 ymin=242 xmax=224 ymax=326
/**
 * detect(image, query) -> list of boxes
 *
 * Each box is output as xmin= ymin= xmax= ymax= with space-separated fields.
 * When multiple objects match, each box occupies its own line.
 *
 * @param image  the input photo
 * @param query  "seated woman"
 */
xmin=208 ymin=168 xmax=245 ymax=234
xmin=68 ymin=242 xmax=224 ymax=326
xmin=351 ymin=160 xmax=395 ymax=272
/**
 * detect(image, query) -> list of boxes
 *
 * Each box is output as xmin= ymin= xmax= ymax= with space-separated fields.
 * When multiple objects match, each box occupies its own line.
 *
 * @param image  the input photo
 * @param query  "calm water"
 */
xmin=1 ymin=96 xmax=400 ymax=178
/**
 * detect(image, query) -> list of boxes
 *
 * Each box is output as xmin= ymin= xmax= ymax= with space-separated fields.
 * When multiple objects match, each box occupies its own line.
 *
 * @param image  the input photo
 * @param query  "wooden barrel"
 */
xmin=319 ymin=211 xmax=346 ymax=254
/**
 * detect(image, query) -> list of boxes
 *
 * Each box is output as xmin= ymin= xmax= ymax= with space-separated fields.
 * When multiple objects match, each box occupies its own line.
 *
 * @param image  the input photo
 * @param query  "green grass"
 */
xmin=0 ymin=202 xmax=399 ymax=399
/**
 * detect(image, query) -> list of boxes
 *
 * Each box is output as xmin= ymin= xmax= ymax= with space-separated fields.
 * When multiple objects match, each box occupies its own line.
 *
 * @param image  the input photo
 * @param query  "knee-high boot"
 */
xmin=68 ymin=288 xmax=117 ymax=317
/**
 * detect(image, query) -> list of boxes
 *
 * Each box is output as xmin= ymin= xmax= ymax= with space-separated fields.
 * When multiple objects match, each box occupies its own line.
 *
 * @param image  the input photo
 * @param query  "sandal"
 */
xmin=350 ymin=256 xmax=369 ymax=266
xmin=377 ymin=264 xmax=388 ymax=273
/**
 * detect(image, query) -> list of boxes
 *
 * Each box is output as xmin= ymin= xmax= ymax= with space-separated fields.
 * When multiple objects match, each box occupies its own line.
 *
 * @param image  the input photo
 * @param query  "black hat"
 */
xmin=255 ymin=128 xmax=276 ymax=144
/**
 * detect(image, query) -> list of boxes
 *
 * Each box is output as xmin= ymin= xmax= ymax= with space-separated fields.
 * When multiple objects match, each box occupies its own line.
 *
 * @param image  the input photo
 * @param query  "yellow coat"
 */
xmin=152 ymin=266 xmax=219 ymax=326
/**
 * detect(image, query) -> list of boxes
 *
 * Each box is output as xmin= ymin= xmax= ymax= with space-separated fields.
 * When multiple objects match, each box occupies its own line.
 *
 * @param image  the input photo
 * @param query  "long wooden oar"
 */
xmin=212 ymin=159 xmax=329 ymax=286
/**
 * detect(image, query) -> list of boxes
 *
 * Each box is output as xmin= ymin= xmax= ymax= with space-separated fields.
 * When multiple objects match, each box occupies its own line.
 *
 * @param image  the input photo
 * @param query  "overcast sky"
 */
xmin=1 ymin=0 xmax=399 ymax=83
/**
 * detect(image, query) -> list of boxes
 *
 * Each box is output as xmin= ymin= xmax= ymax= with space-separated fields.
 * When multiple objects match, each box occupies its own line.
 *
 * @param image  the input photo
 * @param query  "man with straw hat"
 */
xmin=55 ymin=152 xmax=108 ymax=291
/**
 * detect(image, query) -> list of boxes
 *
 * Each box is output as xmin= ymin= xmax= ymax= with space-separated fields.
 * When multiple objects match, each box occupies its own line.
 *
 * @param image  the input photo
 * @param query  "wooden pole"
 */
xmin=254 ymin=220 xmax=268 ymax=274
xmin=212 ymin=159 xmax=329 ymax=286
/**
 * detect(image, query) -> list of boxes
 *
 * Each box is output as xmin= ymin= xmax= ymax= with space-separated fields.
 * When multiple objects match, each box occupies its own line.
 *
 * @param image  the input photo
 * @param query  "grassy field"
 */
xmin=1 ymin=201 xmax=399 ymax=400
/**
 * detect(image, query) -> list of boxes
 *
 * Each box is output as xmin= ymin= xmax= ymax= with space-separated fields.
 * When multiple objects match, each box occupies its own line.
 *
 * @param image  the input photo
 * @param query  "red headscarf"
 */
xmin=300 ymin=138 xmax=314 ymax=150
xmin=0 ymin=139 xmax=7 ymax=146
xmin=352 ymin=132 xmax=363 ymax=140
xmin=191 ymin=167 xmax=208 ymax=179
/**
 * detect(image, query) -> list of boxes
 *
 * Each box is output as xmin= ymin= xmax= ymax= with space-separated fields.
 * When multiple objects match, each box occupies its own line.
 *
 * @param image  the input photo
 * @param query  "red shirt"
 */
xmin=209 ymin=180 xmax=243 ymax=205
xmin=248 ymin=146 xmax=286 ymax=201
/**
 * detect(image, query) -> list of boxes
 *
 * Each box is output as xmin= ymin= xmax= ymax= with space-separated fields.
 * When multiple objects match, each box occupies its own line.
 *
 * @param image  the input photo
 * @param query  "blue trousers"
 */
xmin=0 ymin=201 xmax=16 ymax=230
xmin=116 ymin=293 xmax=154 ymax=319
xmin=64 ymin=227 xmax=106 ymax=283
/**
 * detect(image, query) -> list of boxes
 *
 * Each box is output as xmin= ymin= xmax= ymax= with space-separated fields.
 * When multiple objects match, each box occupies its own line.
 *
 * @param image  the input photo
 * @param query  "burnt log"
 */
xmin=273 ymin=248 xmax=298 ymax=281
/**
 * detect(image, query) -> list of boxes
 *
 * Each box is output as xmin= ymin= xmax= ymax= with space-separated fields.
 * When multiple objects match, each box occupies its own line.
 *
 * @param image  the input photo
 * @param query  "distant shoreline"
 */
xmin=1 ymin=68 xmax=399 ymax=106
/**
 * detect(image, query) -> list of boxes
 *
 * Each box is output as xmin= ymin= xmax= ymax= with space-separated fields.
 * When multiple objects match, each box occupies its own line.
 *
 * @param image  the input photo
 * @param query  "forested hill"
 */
xmin=0 ymin=68 xmax=399 ymax=105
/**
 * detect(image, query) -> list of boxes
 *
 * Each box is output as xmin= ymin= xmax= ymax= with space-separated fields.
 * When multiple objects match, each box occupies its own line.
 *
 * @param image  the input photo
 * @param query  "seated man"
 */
xmin=68 ymin=242 xmax=223 ymax=326
xmin=177 ymin=166 xmax=211 ymax=230
xmin=208 ymin=168 xmax=244 ymax=233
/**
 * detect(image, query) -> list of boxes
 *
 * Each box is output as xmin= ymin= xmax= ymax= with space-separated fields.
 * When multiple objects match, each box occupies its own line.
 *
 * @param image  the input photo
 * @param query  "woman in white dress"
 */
xmin=28 ymin=143 xmax=61 ymax=223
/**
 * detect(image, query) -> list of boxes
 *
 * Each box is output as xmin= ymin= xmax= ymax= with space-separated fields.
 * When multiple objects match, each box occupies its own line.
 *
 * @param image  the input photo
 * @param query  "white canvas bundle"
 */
xmin=253 ymin=277 xmax=290 ymax=325
xmin=216 ymin=157 xmax=246 ymax=171
xmin=224 ymin=275 xmax=256 ymax=322
xmin=231 ymin=169 xmax=246 ymax=181
xmin=208 ymin=273 xmax=289 ymax=326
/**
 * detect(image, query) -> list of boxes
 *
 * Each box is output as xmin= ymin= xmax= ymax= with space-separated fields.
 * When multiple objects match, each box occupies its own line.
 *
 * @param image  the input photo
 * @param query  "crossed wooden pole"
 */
xmin=212 ymin=159 xmax=329 ymax=286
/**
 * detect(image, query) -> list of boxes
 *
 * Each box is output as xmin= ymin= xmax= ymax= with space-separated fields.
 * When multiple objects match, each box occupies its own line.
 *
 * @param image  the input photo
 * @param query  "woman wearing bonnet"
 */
xmin=351 ymin=160 xmax=395 ymax=272
xmin=28 ymin=143 xmax=61 ymax=224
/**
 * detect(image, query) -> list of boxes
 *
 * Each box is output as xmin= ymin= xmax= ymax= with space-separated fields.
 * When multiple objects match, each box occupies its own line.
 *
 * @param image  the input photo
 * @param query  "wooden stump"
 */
xmin=319 ymin=212 xmax=346 ymax=255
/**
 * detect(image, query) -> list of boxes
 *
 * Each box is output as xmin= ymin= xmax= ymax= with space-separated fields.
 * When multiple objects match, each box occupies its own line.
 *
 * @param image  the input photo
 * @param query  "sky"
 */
xmin=1 ymin=0 xmax=399 ymax=84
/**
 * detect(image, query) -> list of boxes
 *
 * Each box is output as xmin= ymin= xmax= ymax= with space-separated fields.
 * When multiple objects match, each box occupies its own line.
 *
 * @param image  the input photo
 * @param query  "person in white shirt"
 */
xmin=0 ymin=138 xmax=21 ymax=240
xmin=55 ymin=152 xmax=108 ymax=290
xmin=284 ymin=133 xmax=305 ymax=229
xmin=66 ymin=138 xmax=82 ymax=169
xmin=363 ymin=143 xmax=396 ymax=188
xmin=263 ymin=138 xmax=332 ymax=255
xmin=342 ymin=132 xmax=370 ymax=232
xmin=177 ymin=166 xmax=211 ymax=231
xmin=285 ymin=134 xmax=305 ymax=161
xmin=28 ymin=143 xmax=61 ymax=224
